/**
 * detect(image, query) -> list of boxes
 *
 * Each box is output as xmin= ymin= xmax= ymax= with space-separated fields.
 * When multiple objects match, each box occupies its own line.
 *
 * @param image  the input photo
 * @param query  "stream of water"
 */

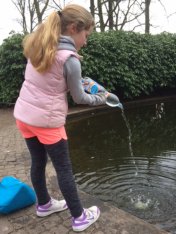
xmin=121 ymin=110 xmax=139 ymax=176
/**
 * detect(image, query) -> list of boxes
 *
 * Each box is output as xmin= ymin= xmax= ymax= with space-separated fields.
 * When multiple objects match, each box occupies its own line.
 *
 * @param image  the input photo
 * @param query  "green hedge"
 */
xmin=81 ymin=31 xmax=176 ymax=98
xmin=0 ymin=31 xmax=176 ymax=105
xmin=0 ymin=33 xmax=26 ymax=104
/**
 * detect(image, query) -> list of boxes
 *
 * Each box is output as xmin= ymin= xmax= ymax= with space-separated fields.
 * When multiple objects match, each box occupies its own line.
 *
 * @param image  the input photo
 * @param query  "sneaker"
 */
xmin=72 ymin=206 xmax=100 ymax=232
xmin=36 ymin=198 xmax=67 ymax=217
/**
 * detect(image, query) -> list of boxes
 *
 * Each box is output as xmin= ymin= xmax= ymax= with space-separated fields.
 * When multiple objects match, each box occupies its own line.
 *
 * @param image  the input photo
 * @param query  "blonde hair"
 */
xmin=23 ymin=4 xmax=94 ymax=73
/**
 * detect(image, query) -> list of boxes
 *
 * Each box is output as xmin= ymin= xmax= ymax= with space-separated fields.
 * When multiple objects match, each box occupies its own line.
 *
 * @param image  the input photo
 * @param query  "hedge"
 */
xmin=80 ymin=31 xmax=176 ymax=99
xmin=0 ymin=31 xmax=176 ymax=105
xmin=0 ymin=33 xmax=26 ymax=104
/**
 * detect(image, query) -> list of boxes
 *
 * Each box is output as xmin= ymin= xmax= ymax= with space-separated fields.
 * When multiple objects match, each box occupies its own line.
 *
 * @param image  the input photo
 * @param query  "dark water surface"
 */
xmin=67 ymin=100 xmax=176 ymax=233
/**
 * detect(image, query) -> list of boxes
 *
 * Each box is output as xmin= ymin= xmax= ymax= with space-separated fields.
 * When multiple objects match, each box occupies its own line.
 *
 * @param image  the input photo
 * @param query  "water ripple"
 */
xmin=69 ymin=101 xmax=176 ymax=233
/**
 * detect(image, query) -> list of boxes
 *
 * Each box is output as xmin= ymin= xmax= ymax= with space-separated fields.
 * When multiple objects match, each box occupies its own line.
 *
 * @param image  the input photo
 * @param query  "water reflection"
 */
xmin=67 ymin=100 xmax=176 ymax=233
xmin=152 ymin=102 xmax=165 ymax=120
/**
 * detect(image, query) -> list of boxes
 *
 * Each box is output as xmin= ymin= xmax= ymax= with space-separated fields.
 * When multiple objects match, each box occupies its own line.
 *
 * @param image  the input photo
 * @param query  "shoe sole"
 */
xmin=37 ymin=206 xmax=68 ymax=217
xmin=72 ymin=208 xmax=100 ymax=232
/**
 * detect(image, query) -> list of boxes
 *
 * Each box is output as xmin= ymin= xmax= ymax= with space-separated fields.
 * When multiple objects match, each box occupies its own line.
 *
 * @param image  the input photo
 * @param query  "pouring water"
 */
xmin=106 ymin=96 xmax=138 ymax=176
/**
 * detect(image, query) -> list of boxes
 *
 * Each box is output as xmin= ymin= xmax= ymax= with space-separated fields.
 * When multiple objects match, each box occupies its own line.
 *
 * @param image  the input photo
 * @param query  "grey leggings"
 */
xmin=25 ymin=137 xmax=83 ymax=218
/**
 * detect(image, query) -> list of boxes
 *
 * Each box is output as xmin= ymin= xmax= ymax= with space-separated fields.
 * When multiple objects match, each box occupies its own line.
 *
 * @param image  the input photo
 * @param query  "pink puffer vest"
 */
xmin=14 ymin=50 xmax=79 ymax=128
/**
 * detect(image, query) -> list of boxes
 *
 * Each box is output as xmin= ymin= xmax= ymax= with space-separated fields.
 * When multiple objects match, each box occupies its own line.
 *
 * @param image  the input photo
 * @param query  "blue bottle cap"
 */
xmin=91 ymin=85 xmax=99 ymax=94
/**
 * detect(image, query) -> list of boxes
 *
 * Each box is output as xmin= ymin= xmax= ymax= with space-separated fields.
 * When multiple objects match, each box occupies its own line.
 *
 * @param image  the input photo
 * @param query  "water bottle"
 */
xmin=82 ymin=77 xmax=123 ymax=109
xmin=82 ymin=77 xmax=106 ymax=94
xmin=106 ymin=93 xmax=123 ymax=109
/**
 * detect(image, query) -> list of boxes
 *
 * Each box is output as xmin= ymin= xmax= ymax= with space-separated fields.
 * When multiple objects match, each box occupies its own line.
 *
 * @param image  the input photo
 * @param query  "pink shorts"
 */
xmin=16 ymin=120 xmax=67 ymax=144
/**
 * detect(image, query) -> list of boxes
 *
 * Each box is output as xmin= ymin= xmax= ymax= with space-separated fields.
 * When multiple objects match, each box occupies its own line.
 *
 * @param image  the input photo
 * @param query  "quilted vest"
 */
xmin=14 ymin=50 xmax=79 ymax=128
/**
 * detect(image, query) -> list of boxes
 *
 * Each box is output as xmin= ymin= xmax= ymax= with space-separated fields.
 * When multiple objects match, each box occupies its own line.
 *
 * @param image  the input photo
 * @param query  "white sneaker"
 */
xmin=72 ymin=206 xmax=100 ymax=232
xmin=36 ymin=198 xmax=67 ymax=217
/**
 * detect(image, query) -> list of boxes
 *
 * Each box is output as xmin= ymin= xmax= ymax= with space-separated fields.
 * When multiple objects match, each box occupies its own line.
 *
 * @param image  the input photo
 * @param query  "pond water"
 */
xmin=67 ymin=99 xmax=176 ymax=233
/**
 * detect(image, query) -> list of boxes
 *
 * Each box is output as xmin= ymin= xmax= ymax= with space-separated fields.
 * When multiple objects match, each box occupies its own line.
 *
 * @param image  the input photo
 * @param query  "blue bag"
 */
xmin=0 ymin=176 xmax=36 ymax=214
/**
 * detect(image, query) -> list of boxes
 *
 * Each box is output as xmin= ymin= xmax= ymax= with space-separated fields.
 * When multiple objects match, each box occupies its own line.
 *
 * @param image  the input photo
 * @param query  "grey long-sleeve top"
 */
xmin=58 ymin=36 xmax=106 ymax=106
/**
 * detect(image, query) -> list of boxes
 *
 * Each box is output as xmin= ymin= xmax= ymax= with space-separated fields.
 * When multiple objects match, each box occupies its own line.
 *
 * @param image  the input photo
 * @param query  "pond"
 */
xmin=67 ymin=98 xmax=176 ymax=233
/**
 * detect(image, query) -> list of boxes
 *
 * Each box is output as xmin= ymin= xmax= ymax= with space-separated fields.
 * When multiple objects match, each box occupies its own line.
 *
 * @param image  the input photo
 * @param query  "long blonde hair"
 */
xmin=23 ymin=4 xmax=94 ymax=73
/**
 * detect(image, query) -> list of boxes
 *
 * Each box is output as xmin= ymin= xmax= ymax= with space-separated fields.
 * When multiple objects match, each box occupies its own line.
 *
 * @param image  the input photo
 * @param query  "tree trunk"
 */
xmin=145 ymin=0 xmax=151 ymax=34
xmin=97 ymin=0 xmax=105 ymax=32
xmin=90 ymin=0 xmax=95 ymax=18
xmin=108 ymin=0 xmax=113 ymax=30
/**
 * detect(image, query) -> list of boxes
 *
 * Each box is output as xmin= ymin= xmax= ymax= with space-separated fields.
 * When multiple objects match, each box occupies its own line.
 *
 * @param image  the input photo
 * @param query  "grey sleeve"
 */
xmin=64 ymin=56 xmax=106 ymax=106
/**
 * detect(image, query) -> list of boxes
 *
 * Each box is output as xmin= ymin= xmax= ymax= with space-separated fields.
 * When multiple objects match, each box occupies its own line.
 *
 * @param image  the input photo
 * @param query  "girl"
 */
xmin=14 ymin=4 xmax=107 ymax=232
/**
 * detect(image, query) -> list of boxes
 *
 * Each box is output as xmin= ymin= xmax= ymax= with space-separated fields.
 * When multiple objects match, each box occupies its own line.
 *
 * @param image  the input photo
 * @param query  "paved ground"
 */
xmin=0 ymin=106 xmax=171 ymax=234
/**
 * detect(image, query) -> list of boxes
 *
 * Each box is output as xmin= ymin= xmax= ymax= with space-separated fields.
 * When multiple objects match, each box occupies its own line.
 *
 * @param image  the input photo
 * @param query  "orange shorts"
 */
xmin=16 ymin=120 xmax=67 ymax=144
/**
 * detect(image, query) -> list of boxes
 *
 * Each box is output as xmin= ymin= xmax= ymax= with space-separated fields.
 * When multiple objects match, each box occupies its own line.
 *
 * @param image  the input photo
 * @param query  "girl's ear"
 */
xmin=68 ymin=23 xmax=77 ymax=34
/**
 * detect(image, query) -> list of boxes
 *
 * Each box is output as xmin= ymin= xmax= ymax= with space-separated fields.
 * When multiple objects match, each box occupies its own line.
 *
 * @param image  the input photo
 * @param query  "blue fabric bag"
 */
xmin=0 ymin=176 xmax=36 ymax=214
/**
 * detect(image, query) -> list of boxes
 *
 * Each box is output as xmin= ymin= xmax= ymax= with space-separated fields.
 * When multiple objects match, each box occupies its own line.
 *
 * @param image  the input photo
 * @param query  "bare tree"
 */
xmin=12 ymin=0 xmax=28 ymax=33
xmin=34 ymin=0 xmax=49 ymax=23
xmin=11 ymin=0 xmax=61 ymax=33
xmin=89 ymin=0 xmax=168 ymax=34
xmin=91 ymin=0 xmax=145 ymax=32
xmin=12 ymin=0 xmax=168 ymax=34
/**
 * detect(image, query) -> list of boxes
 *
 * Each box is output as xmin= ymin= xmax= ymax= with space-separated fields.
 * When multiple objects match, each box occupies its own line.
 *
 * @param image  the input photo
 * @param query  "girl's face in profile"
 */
xmin=69 ymin=25 xmax=93 ymax=51
xmin=73 ymin=29 xmax=92 ymax=50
